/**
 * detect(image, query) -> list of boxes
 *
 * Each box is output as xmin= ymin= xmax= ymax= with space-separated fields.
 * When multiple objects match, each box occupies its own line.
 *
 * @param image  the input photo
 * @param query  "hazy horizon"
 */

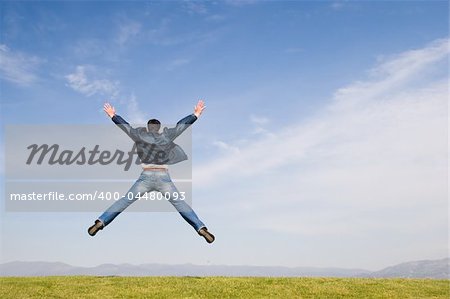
xmin=1 ymin=1 xmax=448 ymax=272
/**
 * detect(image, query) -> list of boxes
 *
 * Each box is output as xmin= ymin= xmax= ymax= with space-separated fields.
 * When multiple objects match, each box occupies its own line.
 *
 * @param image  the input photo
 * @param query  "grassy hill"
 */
xmin=1 ymin=276 xmax=449 ymax=298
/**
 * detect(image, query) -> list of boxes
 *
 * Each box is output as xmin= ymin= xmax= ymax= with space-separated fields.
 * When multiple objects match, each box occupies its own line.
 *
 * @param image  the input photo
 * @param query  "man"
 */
xmin=87 ymin=100 xmax=215 ymax=243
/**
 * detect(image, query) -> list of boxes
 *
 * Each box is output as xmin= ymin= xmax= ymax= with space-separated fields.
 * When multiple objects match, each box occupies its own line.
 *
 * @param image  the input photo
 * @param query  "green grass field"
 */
xmin=0 ymin=276 xmax=448 ymax=298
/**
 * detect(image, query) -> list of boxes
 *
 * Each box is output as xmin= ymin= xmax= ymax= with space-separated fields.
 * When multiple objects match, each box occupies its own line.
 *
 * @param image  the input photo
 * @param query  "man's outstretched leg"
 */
xmin=173 ymin=199 xmax=215 ymax=244
xmin=170 ymin=197 xmax=215 ymax=243
xmin=88 ymin=175 xmax=150 ymax=236
xmin=156 ymin=172 xmax=215 ymax=243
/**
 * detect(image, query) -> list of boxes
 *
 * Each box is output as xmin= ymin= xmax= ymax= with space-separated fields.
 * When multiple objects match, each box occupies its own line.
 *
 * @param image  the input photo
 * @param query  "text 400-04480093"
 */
xmin=95 ymin=191 xmax=187 ymax=201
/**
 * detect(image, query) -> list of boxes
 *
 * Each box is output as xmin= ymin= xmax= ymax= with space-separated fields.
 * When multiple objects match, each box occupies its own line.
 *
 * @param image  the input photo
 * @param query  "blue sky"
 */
xmin=0 ymin=1 xmax=448 ymax=270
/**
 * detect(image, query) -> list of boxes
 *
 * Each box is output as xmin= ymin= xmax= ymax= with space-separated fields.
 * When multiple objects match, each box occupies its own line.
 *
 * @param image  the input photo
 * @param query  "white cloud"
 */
xmin=65 ymin=65 xmax=147 ymax=125
xmin=249 ymin=114 xmax=272 ymax=136
xmin=331 ymin=1 xmax=345 ymax=10
xmin=125 ymin=93 xmax=146 ymax=124
xmin=206 ymin=14 xmax=226 ymax=22
xmin=184 ymin=1 xmax=208 ymax=15
xmin=196 ymin=38 xmax=448 ymax=186
xmin=212 ymin=140 xmax=240 ymax=155
xmin=72 ymin=39 xmax=106 ymax=59
xmin=116 ymin=21 xmax=141 ymax=46
xmin=65 ymin=65 xmax=120 ymax=98
xmin=0 ymin=44 xmax=42 ymax=86
xmin=250 ymin=114 xmax=269 ymax=125
xmin=145 ymin=18 xmax=219 ymax=47
xmin=147 ymin=19 xmax=183 ymax=46
xmin=284 ymin=47 xmax=303 ymax=54
xmin=194 ymin=36 xmax=448 ymax=257
xmin=333 ymin=38 xmax=449 ymax=105
xmin=224 ymin=0 xmax=259 ymax=6
xmin=166 ymin=58 xmax=191 ymax=71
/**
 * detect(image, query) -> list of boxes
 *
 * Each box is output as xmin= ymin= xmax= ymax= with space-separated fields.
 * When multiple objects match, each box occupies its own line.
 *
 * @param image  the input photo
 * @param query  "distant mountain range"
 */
xmin=1 ymin=258 xmax=448 ymax=278
xmin=365 ymin=258 xmax=449 ymax=279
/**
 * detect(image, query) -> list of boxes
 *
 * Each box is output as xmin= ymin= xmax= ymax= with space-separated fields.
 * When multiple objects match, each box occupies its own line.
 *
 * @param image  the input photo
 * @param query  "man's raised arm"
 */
xmin=103 ymin=102 xmax=139 ymax=141
xmin=164 ymin=100 xmax=206 ymax=141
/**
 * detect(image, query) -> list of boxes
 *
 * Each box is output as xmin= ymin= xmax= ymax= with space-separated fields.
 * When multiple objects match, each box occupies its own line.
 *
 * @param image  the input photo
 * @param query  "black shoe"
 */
xmin=88 ymin=220 xmax=104 ymax=236
xmin=198 ymin=227 xmax=215 ymax=244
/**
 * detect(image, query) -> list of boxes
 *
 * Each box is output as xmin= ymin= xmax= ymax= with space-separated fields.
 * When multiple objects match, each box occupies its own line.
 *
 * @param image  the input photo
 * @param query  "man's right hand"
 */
xmin=194 ymin=100 xmax=206 ymax=118
xmin=103 ymin=102 xmax=116 ymax=118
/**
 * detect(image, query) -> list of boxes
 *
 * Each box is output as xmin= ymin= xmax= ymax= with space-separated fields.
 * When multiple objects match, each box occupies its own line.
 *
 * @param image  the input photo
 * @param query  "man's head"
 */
xmin=147 ymin=119 xmax=161 ymax=133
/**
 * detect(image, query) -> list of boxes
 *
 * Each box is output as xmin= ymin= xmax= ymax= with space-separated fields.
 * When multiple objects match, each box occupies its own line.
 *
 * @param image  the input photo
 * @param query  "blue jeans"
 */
xmin=98 ymin=170 xmax=205 ymax=232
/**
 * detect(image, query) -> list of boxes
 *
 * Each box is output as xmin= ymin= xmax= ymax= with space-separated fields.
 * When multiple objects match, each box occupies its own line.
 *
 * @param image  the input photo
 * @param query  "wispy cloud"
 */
xmin=184 ymin=1 xmax=208 ymax=15
xmin=65 ymin=65 xmax=147 ymax=124
xmin=147 ymin=18 xmax=184 ymax=46
xmin=284 ymin=47 xmax=303 ymax=54
xmin=224 ymin=0 xmax=259 ymax=7
xmin=197 ymin=38 xmax=448 ymax=185
xmin=166 ymin=58 xmax=191 ymax=71
xmin=65 ymin=65 xmax=120 ymax=98
xmin=0 ymin=44 xmax=43 ymax=86
xmin=72 ymin=38 xmax=106 ymax=59
xmin=250 ymin=114 xmax=272 ymax=135
xmin=333 ymin=38 xmax=449 ymax=103
xmin=125 ymin=93 xmax=147 ymax=124
xmin=195 ymin=38 xmax=448 ymax=244
xmin=206 ymin=14 xmax=226 ymax=22
xmin=145 ymin=17 xmax=220 ymax=47
xmin=331 ymin=1 xmax=345 ymax=10
xmin=250 ymin=114 xmax=269 ymax=126
xmin=116 ymin=20 xmax=142 ymax=46
xmin=212 ymin=140 xmax=240 ymax=155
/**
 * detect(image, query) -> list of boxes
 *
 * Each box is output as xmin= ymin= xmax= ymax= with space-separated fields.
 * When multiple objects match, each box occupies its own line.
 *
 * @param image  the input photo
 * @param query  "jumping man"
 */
xmin=87 ymin=100 xmax=215 ymax=243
